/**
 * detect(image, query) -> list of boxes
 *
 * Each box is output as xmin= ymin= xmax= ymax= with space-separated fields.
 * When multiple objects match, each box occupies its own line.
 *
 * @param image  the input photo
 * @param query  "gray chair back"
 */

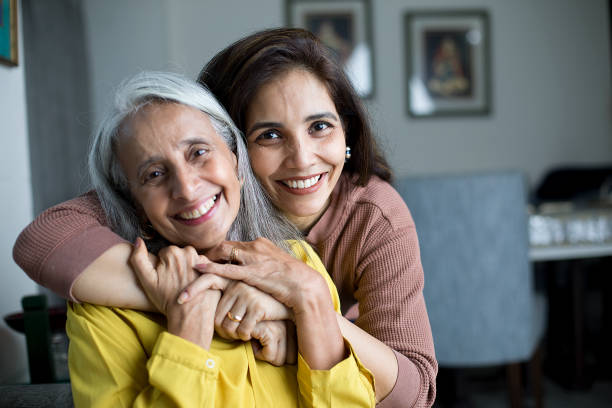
xmin=395 ymin=171 xmax=543 ymax=366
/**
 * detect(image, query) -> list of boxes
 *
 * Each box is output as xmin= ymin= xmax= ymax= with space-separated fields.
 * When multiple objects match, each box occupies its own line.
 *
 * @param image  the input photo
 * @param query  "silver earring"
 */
xmin=345 ymin=146 xmax=351 ymax=161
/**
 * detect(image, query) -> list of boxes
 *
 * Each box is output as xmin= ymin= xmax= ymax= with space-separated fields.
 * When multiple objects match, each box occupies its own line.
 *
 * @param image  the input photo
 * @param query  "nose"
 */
xmin=170 ymin=166 xmax=198 ymax=201
xmin=284 ymin=133 xmax=316 ymax=169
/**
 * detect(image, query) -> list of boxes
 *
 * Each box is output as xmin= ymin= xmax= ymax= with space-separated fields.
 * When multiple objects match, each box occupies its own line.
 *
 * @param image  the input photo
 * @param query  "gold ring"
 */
xmin=229 ymin=247 xmax=239 ymax=265
xmin=227 ymin=311 xmax=243 ymax=323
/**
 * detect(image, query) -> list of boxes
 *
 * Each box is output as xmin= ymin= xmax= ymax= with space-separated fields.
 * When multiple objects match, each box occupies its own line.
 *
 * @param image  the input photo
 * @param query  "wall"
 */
xmin=162 ymin=0 xmax=612 ymax=187
xmin=0 ymin=0 xmax=37 ymax=383
xmin=83 ymin=0 xmax=169 ymax=126
xmin=82 ymin=0 xmax=612 ymax=187
xmin=373 ymin=0 xmax=612 ymax=186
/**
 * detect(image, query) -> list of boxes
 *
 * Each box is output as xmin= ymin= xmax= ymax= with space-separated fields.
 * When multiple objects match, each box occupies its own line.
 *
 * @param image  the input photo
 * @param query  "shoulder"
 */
xmin=50 ymin=190 xmax=105 ymax=216
xmin=344 ymin=176 xmax=415 ymax=232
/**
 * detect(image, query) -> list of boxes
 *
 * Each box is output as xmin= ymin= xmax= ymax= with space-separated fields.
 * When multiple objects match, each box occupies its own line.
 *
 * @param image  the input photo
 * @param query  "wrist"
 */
xmin=167 ymin=290 xmax=220 ymax=350
xmin=291 ymin=272 xmax=331 ymax=316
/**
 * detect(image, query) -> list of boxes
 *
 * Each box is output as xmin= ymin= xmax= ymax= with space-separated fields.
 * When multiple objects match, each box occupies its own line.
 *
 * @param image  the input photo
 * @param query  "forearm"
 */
xmin=293 ymin=285 xmax=346 ymax=370
xmin=72 ymin=243 xmax=156 ymax=311
xmin=337 ymin=314 xmax=399 ymax=402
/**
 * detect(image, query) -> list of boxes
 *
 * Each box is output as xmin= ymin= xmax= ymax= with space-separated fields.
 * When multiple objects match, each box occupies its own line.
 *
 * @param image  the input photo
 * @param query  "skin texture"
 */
xmin=245 ymin=69 xmax=347 ymax=232
xmin=114 ymin=102 xmax=346 ymax=369
xmin=117 ymin=102 xmax=241 ymax=250
xmin=70 ymin=73 xmax=400 ymax=400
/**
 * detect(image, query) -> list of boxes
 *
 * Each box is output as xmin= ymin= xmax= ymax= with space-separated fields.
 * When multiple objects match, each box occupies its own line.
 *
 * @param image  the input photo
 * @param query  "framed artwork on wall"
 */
xmin=286 ymin=0 xmax=374 ymax=98
xmin=0 ymin=0 xmax=18 ymax=66
xmin=404 ymin=10 xmax=490 ymax=117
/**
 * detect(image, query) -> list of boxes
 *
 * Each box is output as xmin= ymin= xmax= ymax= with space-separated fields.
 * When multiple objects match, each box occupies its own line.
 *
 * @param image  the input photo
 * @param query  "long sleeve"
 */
xmin=291 ymin=241 xmax=377 ymax=407
xmin=13 ymin=191 xmax=125 ymax=300
xmin=353 ymin=219 xmax=436 ymax=407
xmin=67 ymin=303 xmax=220 ymax=408
xmin=307 ymin=175 xmax=437 ymax=408
xmin=67 ymin=243 xmax=375 ymax=408
xmin=297 ymin=341 xmax=375 ymax=407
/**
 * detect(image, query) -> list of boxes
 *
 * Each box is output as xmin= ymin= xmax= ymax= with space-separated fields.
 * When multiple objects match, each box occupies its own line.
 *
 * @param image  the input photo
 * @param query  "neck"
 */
xmin=287 ymin=199 xmax=330 ymax=234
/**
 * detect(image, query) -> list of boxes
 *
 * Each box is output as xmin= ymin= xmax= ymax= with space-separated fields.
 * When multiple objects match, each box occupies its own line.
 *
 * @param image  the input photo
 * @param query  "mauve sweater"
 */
xmin=13 ymin=174 xmax=436 ymax=407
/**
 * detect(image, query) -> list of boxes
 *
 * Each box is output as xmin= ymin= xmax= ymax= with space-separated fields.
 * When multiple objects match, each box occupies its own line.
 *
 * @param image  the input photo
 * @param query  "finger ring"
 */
xmin=229 ymin=247 xmax=239 ymax=264
xmin=227 ymin=311 xmax=243 ymax=323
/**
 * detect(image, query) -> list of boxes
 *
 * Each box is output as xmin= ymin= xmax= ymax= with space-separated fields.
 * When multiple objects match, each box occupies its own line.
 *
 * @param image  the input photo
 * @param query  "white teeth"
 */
xmin=178 ymin=195 xmax=217 ymax=219
xmin=283 ymin=175 xmax=321 ymax=189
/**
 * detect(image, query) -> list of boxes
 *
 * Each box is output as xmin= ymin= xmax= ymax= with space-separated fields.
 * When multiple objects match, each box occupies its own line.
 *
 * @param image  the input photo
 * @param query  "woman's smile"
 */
xmin=245 ymin=69 xmax=346 ymax=232
xmin=173 ymin=193 xmax=219 ymax=224
xmin=277 ymin=173 xmax=326 ymax=195
xmin=117 ymin=102 xmax=241 ymax=250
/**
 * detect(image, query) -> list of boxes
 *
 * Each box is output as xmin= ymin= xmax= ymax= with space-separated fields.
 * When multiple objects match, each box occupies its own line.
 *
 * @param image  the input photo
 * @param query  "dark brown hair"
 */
xmin=198 ymin=28 xmax=392 ymax=185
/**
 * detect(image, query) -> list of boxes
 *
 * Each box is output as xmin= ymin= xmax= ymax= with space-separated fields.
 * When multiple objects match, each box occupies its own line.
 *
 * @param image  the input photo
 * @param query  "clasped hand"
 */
xmin=130 ymin=237 xmax=295 ymax=365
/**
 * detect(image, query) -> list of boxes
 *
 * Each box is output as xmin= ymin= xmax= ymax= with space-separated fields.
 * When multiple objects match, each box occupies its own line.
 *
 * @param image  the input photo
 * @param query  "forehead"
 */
xmin=116 ymin=103 xmax=227 ymax=173
xmin=121 ymin=102 xmax=220 ymax=147
xmin=246 ymin=69 xmax=338 ymax=126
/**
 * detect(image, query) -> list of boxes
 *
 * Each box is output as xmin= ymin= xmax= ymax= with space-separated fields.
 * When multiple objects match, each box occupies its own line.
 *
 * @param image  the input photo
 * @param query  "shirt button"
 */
xmin=205 ymin=359 xmax=215 ymax=368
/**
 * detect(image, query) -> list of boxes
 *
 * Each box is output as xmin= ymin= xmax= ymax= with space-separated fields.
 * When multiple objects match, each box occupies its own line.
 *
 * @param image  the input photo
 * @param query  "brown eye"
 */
xmin=311 ymin=121 xmax=331 ymax=133
xmin=146 ymin=170 xmax=163 ymax=181
xmin=254 ymin=130 xmax=282 ymax=145
xmin=258 ymin=130 xmax=280 ymax=140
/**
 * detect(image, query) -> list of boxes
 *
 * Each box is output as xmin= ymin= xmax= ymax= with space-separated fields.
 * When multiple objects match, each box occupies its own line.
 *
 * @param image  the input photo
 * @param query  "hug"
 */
xmin=14 ymin=28 xmax=436 ymax=407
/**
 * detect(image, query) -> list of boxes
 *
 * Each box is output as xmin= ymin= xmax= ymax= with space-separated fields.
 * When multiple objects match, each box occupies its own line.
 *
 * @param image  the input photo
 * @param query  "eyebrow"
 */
xmin=135 ymin=137 xmax=211 ymax=177
xmin=246 ymin=111 xmax=340 ymax=136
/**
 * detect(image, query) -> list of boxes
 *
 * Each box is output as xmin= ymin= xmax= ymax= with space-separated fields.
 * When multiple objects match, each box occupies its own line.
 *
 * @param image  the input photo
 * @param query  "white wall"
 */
xmin=162 ymin=0 xmax=611 ymax=187
xmin=0 ymin=0 xmax=37 ymax=383
xmin=82 ymin=0 xmax=612 ymax=187
xmin=82 ymin=0 xmax=169 ymax=126
xmin=373 ymin=0 xmax=612 ymax=186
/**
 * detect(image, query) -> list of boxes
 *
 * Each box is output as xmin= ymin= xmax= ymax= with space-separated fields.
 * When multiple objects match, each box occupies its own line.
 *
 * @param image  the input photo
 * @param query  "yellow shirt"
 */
xmin=66 ymin=241 xmax=375 ymax=407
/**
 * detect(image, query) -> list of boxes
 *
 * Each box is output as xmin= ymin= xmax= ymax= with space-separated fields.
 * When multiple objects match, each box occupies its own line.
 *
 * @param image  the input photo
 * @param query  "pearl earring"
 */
xmin=345 ymin=146 xmax=352 ymax=161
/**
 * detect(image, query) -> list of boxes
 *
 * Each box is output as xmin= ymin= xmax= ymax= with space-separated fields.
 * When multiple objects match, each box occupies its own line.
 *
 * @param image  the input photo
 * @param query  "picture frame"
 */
xmin=286 ymin=0 xmax=374 ymax=98
xmin=0 ymin=0 xmax=18 ymax=66
xmin=404 ymin=10 xmax=490 ymax=117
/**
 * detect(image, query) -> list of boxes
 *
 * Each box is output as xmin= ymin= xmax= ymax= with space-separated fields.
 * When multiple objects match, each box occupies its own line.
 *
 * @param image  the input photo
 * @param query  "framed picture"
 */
xmin=0 ymin=0 xmax=18 ymax=66
xmin=286 ymin=0 xmax=374 ymax=98
xmin=404 ymin=10 xmax=490 ymax=117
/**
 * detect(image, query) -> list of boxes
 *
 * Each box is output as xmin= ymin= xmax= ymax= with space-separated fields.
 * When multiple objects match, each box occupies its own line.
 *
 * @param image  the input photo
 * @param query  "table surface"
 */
xmin=529 ymin=205 xmax=612 ymax=261
xmin=530 ymin=242 xmax=612 ymax=262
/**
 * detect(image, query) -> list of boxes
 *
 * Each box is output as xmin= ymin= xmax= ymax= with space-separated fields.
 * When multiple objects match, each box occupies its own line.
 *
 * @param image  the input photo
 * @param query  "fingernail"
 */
xmin=195 ymin=263 xmax=207 ymax=271
xmin=134 ymin=238 xmax=141 ymax=248
xmin=177 ymin=291 xmax=189 ymax=305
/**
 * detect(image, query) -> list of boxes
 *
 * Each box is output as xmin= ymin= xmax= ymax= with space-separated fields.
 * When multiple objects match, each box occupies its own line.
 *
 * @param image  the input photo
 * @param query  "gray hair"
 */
xmin=88 ymin=71 xmax=301 ymax=253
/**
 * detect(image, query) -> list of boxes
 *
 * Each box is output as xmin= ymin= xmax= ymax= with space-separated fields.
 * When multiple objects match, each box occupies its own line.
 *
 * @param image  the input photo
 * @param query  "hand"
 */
xmin=175 ymin=270 xmax=293 ymax=341
xmin=130 ymin=238 xmax=219 ymax=349
xmin=202 ymin=238 xmax=345 ymax=370
xmin=250 ymin=320 xmax=297 ymax=366
xmin=199 ymin=238 xmax=329 ymax=314
xmin=214 ymin=280 xmax=292 ymax=342
xmin=130 ymin=238 xmax=203 ymax=315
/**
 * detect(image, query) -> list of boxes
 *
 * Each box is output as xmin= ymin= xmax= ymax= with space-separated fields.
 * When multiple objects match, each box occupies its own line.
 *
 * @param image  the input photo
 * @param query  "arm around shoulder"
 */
xmin=12 ymin=191 xmax=134 ymax=303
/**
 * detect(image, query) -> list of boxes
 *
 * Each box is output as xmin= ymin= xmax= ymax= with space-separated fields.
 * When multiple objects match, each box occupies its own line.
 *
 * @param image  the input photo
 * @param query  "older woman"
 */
xmin=66 ymin=71 xmax=374 ymax=407
xmin=14 ymin=29 xmax=436 ymax=407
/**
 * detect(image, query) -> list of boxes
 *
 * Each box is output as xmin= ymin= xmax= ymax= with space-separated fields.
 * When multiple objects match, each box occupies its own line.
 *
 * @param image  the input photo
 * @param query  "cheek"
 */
xmin=248 ymin=147 xmax=277 ymax=181
xmin=134 ymin=190 xmax=166 ymax=223
xmin=325 ymin=133 xmax=347 ymax=166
